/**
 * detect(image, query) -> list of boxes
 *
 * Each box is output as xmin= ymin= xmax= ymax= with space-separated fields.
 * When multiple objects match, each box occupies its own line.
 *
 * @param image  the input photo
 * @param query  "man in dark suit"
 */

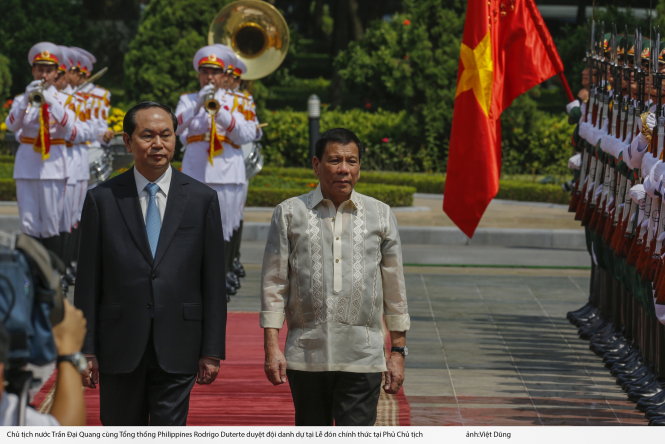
xmin=74 ymin=101 xmax=226 ymax=426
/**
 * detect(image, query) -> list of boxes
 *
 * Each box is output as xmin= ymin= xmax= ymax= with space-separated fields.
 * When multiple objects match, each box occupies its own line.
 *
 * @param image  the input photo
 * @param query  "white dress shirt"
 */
xmin=0 ymin=391 xmax=59 ymax=425
xmin=260 ymin=186 xmax=410 ymax=373
xmin=134 ymin=166 xmax=172 ymax=223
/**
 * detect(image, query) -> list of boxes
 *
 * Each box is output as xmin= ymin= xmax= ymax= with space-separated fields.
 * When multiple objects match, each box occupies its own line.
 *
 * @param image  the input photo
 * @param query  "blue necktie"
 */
xmin=145 ymin=183 xmax=161 ymax=258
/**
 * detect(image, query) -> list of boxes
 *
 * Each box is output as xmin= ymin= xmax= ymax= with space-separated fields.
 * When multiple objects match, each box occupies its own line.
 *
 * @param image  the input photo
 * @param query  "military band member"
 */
xmin=227 ymin=56 xmax=262 ymax=283
xmin=4 ymin=42 xmax=78 ymax=256
xmin=175 ymin=44 xmax=259 ymax=299
xmin=56 ymin=46 xmax=92 ymax=278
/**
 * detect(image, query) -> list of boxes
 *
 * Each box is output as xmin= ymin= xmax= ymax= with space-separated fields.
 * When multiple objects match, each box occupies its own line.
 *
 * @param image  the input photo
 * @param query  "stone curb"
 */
xmin=241 ymin=222 xmax=586 ymax=250
xmin=0 ymin=217 xmax=586 ymax=250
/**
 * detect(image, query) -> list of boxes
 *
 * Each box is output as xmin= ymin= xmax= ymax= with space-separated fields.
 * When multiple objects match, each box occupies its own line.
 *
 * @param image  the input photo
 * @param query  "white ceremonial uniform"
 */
xmin=175 ymin=88 xmax=257 ymax=240
xmin=5 ymin=86 xmax=77 ymax=237
xmin=233 ymin=89 xmax=262 ymax=219
xmin=60 ymin=84 xmax=91 ymax=232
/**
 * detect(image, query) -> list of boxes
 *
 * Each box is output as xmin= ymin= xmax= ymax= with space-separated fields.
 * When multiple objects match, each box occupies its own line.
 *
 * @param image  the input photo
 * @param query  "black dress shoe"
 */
xmin=646 ymin=401 xmax=665 ymax=416
xmin=628 ymin=382 xmax=663 ymax=402
xmin=591 ymin=335 xmax=626 ymax=355
xmin=226 ymin=271 xmax=240 ymax=290
xmin=226 ymin=279 xmax=237 ymax=298
xmin=622 ymin=372 xmax=658 ymax=392
xmin=606 ymin=348 xmax=641 ymax=368
xmin=579 ymin=318 xmax=607 ymax=339
xmin=232 ymin=257 xmax=246 ymax=278
xmin=638 ymin=391 xmax=665 ymax=412
xmin=610 ymin=357 xmax=645 ymax=376
xmin=647 ymin=414 xmax=665 ymax=425
xmin=617 ymin=366 xmax=653 ymax=386
xmin=567 ymin=303 xmax=597 ymax=326
xmin=573 ymin=310 xmax=600 ymax=327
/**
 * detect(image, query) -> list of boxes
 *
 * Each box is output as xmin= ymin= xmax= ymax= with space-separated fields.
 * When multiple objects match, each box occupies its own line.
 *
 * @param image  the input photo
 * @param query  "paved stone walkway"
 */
xmin=231 ymin=245 xmax=647 ymax=426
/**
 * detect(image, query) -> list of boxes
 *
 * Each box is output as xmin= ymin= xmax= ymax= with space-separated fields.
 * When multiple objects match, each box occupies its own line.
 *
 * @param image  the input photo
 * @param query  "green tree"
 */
xmin=334 ymin=0 xmax=463 ymax=172
xmin=0 ymin=0 xmax=91 ymax=98
xmin=123 ymin=0 xmax=234 ymax=108
xmin=0 ymin=55 xmax=11 ymax=102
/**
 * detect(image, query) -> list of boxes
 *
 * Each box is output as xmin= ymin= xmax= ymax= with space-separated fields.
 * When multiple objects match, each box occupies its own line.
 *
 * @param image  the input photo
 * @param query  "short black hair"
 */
xmin=123 ymin=101 xmax=178 ymax=136
xmin=314 ymin=128 xmax=364 ymax=160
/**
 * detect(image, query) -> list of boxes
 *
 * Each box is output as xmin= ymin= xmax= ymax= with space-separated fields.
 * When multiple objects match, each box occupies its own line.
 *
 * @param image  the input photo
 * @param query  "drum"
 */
xmin=241 ymin=141 xmax=264 ymax=179
xmin=87 ymin=145 xmax=113 ymax=187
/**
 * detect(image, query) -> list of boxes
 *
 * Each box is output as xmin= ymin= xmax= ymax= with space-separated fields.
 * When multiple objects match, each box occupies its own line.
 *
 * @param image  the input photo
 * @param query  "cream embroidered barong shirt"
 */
xmin=260 ymin=186 xmax=410 ymax=373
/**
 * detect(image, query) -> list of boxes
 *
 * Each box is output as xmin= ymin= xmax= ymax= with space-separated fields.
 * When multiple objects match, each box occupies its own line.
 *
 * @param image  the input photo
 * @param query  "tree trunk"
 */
xmin=330 ymin=0 xmax=364 ymax=107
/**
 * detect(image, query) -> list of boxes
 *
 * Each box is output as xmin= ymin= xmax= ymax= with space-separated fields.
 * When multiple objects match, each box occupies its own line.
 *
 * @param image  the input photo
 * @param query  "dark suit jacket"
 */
xmin=74 ymin=167 xmax=226 ymax=374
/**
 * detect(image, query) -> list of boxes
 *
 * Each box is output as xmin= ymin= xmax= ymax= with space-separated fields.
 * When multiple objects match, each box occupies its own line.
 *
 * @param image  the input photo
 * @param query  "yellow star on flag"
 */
xmin=455 ymin=32 xmax=493 ymax=117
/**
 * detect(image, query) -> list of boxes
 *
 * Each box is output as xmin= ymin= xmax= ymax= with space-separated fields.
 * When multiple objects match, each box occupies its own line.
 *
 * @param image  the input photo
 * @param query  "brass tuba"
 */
xmin=208 ymin=0 xmax=289 ymax=80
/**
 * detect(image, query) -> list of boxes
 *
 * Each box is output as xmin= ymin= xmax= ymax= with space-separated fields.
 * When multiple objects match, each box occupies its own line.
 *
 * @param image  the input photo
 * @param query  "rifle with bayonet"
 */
xmin=574 ymin=21 xmax=599 ymax=220
xmin=609 ymin=28 xmax=635 ymax=250
xmin=638 ymin=31 xmax=664 ymax=279
xmin=627 ymin=35 xmax=655 ymax=267
xmin=619 ymin=30 xmax=646 ymax=257
xmin=571 ymin=20 xmax=597 ymax=214
xmin=583 ymin=29 xmax=611 ymax=228
xmin=602 ymin=28 xmax=626 ymax=243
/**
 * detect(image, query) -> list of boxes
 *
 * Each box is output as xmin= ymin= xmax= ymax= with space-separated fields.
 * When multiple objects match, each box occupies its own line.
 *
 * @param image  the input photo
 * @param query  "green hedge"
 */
xmin=496 ymin=181 xmax=570 ymax=205
xmin=0 ymin=162 xmax=13 ymax=178
xmin=248 ymin=179 xmax=414 ymax=207
xmin=0 ymin=178 xmax=15 ymax=200
xmin=0 ymin=161 xmax=566 ymax=205
xmin=259 ymin=166 xmax=444 ymax=194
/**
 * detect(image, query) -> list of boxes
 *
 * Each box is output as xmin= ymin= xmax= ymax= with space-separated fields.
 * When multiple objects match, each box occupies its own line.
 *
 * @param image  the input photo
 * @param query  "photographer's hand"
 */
xmin=50 ymin=300 xmax=87 ymax=426
xmin=52 ymin=299 xmax=86 ymax=355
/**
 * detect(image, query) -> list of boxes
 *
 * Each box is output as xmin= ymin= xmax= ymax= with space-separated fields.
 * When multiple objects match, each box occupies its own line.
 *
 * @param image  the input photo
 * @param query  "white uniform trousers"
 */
xmin=209 ymin=183 xmax=243 ymax=242
xmin=60 ymin=181 xmax=76 ymax=233
xmin=73 ymin=180 xmax=88 ymax=226
xmin=16 ymin=179 xmax=66 ymax=238
xmin=240 ymin=181 xmax=249 ymax=216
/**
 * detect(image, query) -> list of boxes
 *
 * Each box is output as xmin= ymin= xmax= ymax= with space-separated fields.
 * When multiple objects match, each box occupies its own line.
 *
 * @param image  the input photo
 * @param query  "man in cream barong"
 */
xmin=260 ymin=128 xmax=410 ymax=426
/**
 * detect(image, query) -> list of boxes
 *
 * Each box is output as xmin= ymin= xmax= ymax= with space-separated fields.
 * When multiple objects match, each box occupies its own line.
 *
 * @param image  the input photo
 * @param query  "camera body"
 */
xmin=0 ymin=233 xmax=64 ymax=394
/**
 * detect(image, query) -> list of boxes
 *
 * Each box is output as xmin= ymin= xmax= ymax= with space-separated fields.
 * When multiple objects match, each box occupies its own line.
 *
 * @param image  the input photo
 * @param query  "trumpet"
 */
xmin=203 ymin=83 xmax=221 ymax=115
xmin=28 ymin=80 xmax=46 ymax=106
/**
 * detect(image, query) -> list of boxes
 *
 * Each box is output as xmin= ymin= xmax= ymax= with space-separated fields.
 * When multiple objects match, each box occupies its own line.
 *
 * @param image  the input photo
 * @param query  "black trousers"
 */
xmin=99 ymin=336 xmax=196 ymax=426
xmin=286 ymin=370 xmax=382 ymax=426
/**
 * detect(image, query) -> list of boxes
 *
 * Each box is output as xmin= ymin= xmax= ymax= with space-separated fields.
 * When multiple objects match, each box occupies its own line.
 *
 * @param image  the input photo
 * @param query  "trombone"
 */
xmin=26 ymin=67 xmax=108 ymax=107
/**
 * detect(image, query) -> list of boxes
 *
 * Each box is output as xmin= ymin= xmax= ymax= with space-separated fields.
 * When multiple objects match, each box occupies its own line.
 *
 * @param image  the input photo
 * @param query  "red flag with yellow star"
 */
xmin=443 ymin=0 xmax=564 ymax=238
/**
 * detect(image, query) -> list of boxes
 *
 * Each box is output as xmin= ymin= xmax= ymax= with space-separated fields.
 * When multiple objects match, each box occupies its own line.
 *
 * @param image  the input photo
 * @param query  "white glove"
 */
xmin=41 ymin=88 xmax=58 ymax=106
xmin=629 ymin=184 xmax=646 ymax=204
xmin=566 ymin=100 xmax=580 ymax=114
xmin=24 ymin=80 xmax=42 ymax=95
xmin=215 ymin=108 xmax=232 ymax=129
xmin=637 ymin=112 xmax=656 ymax=131
xmin=197 ymin=84 xmax=216 ymax=108
xmin=568 ymin=153 xmax=582 ymax=170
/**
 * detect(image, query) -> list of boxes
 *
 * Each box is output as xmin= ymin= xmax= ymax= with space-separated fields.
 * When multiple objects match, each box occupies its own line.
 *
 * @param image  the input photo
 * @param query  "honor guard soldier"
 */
xmin=175 ymin=44 xmax=259 ymax=298
xmin=4 ymin=42 xmax=79 ymax=257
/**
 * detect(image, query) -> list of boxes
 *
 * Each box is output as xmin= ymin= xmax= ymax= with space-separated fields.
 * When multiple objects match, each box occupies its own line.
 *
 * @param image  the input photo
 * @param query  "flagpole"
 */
xmin=558 ymin=72 xmax=575 ymax=102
